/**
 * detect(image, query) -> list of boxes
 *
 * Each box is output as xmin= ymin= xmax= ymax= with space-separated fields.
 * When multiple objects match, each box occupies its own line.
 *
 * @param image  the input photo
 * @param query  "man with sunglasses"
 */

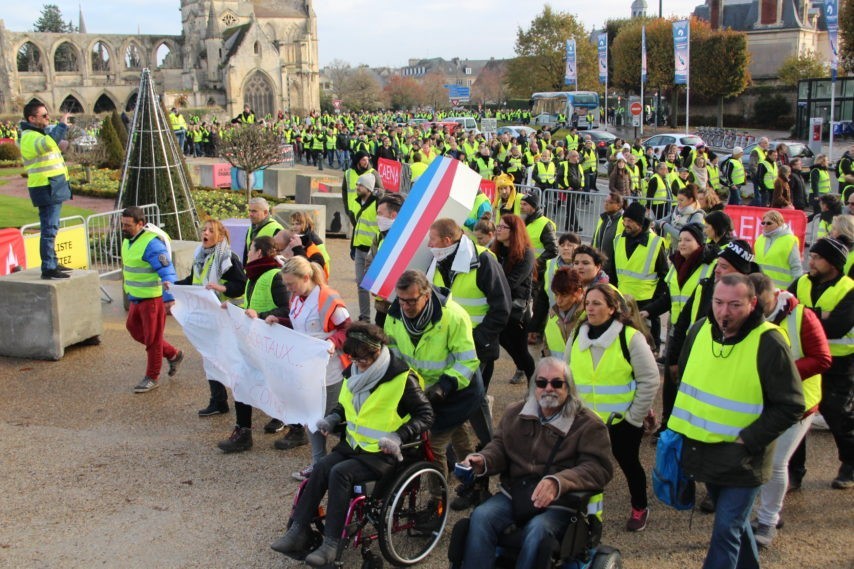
xmin=20 ymin=101 xmax=73 ymax=280
xmin=455 ymin=357 xmax=613 ymax=569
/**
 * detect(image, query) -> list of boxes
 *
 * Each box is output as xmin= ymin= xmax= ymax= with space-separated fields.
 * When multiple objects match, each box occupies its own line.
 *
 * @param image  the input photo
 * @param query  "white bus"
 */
xmin=531 ymin=91 xmax=600 ymax=129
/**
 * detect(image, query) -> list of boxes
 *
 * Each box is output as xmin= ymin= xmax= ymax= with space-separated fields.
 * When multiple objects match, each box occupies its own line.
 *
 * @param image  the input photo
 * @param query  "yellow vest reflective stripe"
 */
xmin=384 ymin=299 xmax=478 ymax=389
xmin=432 ymin=248 xmax=490 ymax=327
xmin=795 ymin=275 xmax=854 ymax=356
xmin=339 ymin=370 xmax=411 ymax=453
xmin=730 ymin=159 xmax=745 ymax=185
xmin=544 ymin=313 xmax=568 ymax=361
xmin=666 ymin=261 xmax=716 ymax=323
xmin=122 ymin=231 xmax=163 ymax=298
xmin=761 ymin=160 xmax=778 ymax=190
xmin=846 ymin=250 xmax=854 ymax=276
xmin=816 ymin=169 xmax=831 ymax=195
xmin=586 ymin=492 xmax=604 ymax=521
xmin=526 ymin=216 xmax=555 ymax=257
xmin=565 ymin=133 xmax=579 ymax=151
xmin=670 ymin=320 xmax=774 ymax=443
xmin=613 ymin=234 xmax=663 ymax=301
xmin=243 ymin=268 xmax=280 ymax=313
xmin=354 ymin=200 xmax=379 ymax=248
xmin=570 ymin=326 xmax=638 ymax=424
xmin=582 ymin=148 xmax=597 ymax=171
xmin=781 ymin=305 xmax=822 ymax=411
xmin=707 ymin=165 xmax=720 ymax=190
xmin=628 ymin=164 xmax=640 ymax=192
xmin=20 ymin=130 xmax=67 ymax=187
xmin=536 ymin=161 xmax=556 ymax=185
xmin=755 ymin=233 xmax=799 ymax=289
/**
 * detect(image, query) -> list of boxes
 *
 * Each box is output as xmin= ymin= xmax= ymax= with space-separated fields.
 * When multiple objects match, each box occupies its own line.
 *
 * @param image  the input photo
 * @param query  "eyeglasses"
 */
xmin=35 ymin=113 xmax=49 ymax=119
xmin=349 ymin=353 xmax=377 ymax=365
xmin=761 ymin=221 xmax=775 ymax=226
xmin=497 ymin=224 xmax=510 ymax=230
xmin=534 ymin=378 xmax=566 ymax=389
xmin=397 ymin=295 xmax=424 ymax=306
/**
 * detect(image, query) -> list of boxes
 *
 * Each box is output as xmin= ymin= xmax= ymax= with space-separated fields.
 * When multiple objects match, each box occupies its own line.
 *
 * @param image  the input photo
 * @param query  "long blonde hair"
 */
xmin=282 ymin=255 xmax=326 ymax=286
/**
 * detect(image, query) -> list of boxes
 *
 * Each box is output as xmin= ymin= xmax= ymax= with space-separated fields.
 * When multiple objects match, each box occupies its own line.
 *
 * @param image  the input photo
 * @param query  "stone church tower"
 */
xmin=0 ymin=0 xmax=319 ymax=117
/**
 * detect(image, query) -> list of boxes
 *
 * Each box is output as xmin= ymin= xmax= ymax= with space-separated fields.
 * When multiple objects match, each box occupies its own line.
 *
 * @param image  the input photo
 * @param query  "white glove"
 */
xmin=316 ymin=414 xmax=341 ymax=436
xmin=378 ymin=433 xmax=403 ymax=462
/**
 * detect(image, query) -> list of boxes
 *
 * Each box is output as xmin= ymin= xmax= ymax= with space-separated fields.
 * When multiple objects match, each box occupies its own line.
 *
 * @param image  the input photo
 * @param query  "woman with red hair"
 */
xmin=491 ymin=214 xmax=537 ymax=384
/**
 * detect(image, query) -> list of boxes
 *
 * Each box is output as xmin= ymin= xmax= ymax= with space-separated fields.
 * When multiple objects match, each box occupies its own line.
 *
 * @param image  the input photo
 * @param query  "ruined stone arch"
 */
xmin=123 ymin=40 xmax=145 ymax=69
xmin=153 ymin=39 xmax=179 ymax=69
xmin=59 ymin=93 xmax=85 ymax=113
xmin=53 ymin=40 xmax=81 ymax=73
xmin=283 ymin=23 xmax=301 ymax=43
xmin=242 ymin=70 xmax=276 ymax=119
xmin=126 ymin=91 xmax=139 ymax=112
xmin=16 ymin=40 xmax=45 ymax=73
xmin=89 ymin=39 xmax=113 ymax=74
xmin=93 ymin=92 xmax=118 ymax=113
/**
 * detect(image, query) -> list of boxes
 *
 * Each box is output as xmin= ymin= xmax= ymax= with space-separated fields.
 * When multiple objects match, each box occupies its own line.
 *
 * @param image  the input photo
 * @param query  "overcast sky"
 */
xmin=3 ymin=1 xmax=699 ymax=67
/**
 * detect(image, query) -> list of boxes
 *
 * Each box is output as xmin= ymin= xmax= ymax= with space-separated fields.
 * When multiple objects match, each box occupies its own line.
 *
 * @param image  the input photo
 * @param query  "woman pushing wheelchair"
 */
xmin=271 ymin=322 xmax=435 ymax=567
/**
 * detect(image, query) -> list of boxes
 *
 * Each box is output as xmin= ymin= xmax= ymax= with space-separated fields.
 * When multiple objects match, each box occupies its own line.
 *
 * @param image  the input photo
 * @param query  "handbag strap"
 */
xmin=541 ymin=432 xmax=568 ymax=476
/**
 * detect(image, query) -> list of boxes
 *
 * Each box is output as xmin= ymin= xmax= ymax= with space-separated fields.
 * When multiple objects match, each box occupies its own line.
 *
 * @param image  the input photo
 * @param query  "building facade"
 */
xmin=0 ymin=0 xmax=320 ymax=118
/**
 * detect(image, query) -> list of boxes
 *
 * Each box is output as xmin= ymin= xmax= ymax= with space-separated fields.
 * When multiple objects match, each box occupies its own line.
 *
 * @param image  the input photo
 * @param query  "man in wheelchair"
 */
xmin=271 ymin=322 xmax=435 ymax=567
xmin=451 ymin=357 xmax=614 ymax=569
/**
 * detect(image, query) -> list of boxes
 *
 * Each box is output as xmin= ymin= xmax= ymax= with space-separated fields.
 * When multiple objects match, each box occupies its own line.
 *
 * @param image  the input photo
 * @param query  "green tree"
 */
xmin=840 ymin=0 xmax=854 ymax=72
xmin=778 ymin=51 xmax=829 ymax=86
xmin=33 ymin=4 xmax=75 ymax=32
xmin=505 ymin=5 xmax=597 ymax=97
xmin=99 ymin=115 xmax=124 ymax=170
xmin=110 ymin=110 xmax=128 ymax=149
xmin=692 ymin=29 xmax=751 ymax=126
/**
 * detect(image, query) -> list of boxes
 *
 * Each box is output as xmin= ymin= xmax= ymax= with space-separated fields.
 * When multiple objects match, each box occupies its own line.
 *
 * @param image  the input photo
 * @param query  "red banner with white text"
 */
xmin=377 ymin=158 xmax=401 ymax=192
xmin=723 ymin=205 xmax=808 ymax=254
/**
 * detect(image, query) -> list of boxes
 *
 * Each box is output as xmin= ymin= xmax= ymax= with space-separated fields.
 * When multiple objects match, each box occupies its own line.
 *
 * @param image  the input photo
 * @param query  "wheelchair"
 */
xmin=447 ymin=491 xmax=622 ymax=569
xmin=284 ymin=434 xmax=449 ymax=568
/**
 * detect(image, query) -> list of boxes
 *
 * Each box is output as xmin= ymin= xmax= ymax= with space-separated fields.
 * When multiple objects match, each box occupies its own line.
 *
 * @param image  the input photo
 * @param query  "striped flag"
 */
xmin=362 ymin=157 xmax=479 ymax=300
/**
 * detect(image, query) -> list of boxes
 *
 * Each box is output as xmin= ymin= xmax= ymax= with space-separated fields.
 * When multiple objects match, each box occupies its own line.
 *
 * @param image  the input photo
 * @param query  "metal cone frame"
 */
xmin=116 ymin=68 xmax=200 ymax=241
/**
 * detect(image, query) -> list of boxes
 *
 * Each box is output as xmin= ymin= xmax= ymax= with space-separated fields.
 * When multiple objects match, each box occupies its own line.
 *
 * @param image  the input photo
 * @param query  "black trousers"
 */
xmin=292 ymin=446 xmax=394 ymax=539
xmin=820 ymin=371 xmax=854 ymax=465
xmin=529 ymin=283 xmax=549 ymax=335
xmin=608 ymin=420 xmax=648 ymax=510
xmin=499 ymin=319 xmax=535 ymax=382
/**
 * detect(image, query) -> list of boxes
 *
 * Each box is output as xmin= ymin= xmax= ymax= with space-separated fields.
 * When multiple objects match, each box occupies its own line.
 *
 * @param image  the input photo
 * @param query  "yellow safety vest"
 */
xmin=353 ymin=199 xmax=379 ymax=248
xmin=536 ymin=161 xmax=556 ymax=185
xmin=755 ymin=233 xmax=799 ymax=289
xmin=570 ymin=325 xmax=638 ymax=424
xmin=761 ymin=159 xmax=778 ymax=190
xmin=795 ymin=274 xmax=854 ymax=357
xmin=526 ymin=215 xmax=556 ymax=257
xmin=246 ymin=218 xmax=284 ymax=251
xmin=779 ymin=305 xmax=822 ymax=411
xmin=20 ymin=130 xmax=68 ymax=187
xmin=665 ymin=261 xmax=716 ymax=323
xmin=122 ymin=231 xmax=163 ymax=299
xmin=613 ymin=233 xmax=664 ymax=301
xmin=670 ymin=320 xmax=776 ymax=443
xmin=432 ymin=246 xmax=490 ymax=327
xmin=243 ymin=268 xmax=280 ymax=313
xmin=544 ymin=312 xmax=570 ymax=361
xmin=815 ymin=168 xmax=831 ymax=195
xmin=339 ymin=370 xmax=410 ymax=453
xmin=729 ymin=159 xmax=745 ymax=185
xmin=707 ymin=164 xmax=720 ymax=190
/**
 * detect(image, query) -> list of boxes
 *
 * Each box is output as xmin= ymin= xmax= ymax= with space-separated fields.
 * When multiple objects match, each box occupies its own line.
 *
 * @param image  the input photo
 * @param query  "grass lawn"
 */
xmin=0 ymin=194 xmax=93 ymax=229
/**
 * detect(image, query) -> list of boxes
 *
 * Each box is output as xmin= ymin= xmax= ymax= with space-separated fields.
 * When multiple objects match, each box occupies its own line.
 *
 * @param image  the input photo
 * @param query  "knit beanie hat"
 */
xmin=810 ymin=238 xmax=848 ymax=273
xmin=357 ymin=173 xmax=376 ymax=192
xmin=623 ymin=201 xmax=647 ymax=226
xmin=521 ymin=193 xmax=539 ymax=209
xmin=679 ymin=223 xmax=706 ymax=247
xmin=718 ymin=239 xmax=759 ymax=274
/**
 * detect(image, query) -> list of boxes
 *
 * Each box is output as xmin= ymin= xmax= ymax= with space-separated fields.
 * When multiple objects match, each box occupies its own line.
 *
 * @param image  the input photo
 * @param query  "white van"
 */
xmin=446 ymin=116 xmax=480 ymax=135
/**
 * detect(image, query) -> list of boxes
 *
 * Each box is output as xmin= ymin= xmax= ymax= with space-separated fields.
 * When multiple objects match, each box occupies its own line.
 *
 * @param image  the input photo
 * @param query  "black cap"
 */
xmin=623 ymin=201 xmax=647 ymax=226
xmin=718 ymin=239 xmax=759 ymax=274
xmin=680 ymin=223 xmax=706 ymax=246
xmin=521 ymin=193 xmax=539 ymax=209
xmin=810 ymin=238 xmax=848 ymax=273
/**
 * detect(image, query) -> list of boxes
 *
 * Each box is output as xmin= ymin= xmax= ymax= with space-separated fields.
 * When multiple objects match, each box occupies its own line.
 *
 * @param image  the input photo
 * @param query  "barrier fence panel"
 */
xmin=19 ymin=215 xmax=89 ymax=270
xmin=85 ymin=204 xmax=160 ymax=302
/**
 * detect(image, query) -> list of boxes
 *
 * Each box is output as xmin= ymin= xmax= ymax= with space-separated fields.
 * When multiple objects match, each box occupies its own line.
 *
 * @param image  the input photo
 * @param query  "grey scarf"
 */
xmin=347 ymin=347 xmax=391 ymax=413
xmin=192 ymin=239 xmax=232 ymax=285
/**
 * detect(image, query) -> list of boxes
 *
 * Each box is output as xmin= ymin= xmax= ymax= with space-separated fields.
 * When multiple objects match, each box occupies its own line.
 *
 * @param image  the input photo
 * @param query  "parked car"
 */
xmin=496 ymin=125 xmax=536 ymax=140
xmin=727 ymin=140 xmax=815 ymax=169
xmin=642 ymin=133 xmax=705 ymax=157
xmin=585 ymin=130 xmax=618 ymax=160
xmin=446 ymin=116 xmax=480 ymax=135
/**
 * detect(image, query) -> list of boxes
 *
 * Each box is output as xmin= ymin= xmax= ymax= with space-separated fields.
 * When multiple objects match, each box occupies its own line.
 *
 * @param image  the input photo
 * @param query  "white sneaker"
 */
xmin=291 ymin=464 xmax=313 ymax=481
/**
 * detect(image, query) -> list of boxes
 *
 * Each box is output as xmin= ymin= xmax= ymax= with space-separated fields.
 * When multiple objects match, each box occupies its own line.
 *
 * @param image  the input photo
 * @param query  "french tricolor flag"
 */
xmin=362 ymin=157 xmax=480 ymax=300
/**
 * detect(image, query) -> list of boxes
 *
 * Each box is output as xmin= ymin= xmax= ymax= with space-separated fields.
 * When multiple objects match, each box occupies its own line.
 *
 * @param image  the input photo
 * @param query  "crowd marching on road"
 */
xmin=15 ymin=98 xmax=851 ymax=569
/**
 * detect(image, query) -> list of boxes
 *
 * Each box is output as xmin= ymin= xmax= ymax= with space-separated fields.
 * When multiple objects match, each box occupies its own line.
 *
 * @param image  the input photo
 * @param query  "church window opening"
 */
xmin=125 ymin=43 xmax=143 ymax=69
xmin=17 ymin=42 xmax=43 ymax=72
xmin=91 ymin=41 xmax=110 ymax=73
xmin=54 ymin=42 xmax=79 ymax=72
xmin=243 ymin=71 xmax=275 ymax=119
xmin=156 ymin=42 xmax=176 ymax=68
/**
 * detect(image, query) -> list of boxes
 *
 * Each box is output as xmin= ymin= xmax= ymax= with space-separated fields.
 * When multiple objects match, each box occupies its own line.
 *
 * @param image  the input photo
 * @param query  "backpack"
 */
xmin=653 ymin=429 xmax=696 ymax=510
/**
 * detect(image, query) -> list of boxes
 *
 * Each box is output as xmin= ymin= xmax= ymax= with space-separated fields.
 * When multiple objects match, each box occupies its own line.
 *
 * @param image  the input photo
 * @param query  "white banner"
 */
xmin=170 ymin=285 xmax=330 ymax=429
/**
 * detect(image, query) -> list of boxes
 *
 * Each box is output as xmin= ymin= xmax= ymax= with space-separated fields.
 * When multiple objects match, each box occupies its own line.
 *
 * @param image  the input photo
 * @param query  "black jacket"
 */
xmin=493 ymin=245 xmax=535 ymax=324
xmin=644 ymin=244 xmax=718 ymax=319
xmin=677 ymin=307 xmax=804 ymax=486
xmin=789 ymin=170 xmax=808 ymax=210
xmin=592 ymin=210 xmax=623 ymax=282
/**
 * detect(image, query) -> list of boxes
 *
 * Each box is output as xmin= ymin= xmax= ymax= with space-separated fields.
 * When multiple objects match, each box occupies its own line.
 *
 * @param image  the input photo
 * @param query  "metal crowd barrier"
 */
xmin=85 ymin=203 xmax=161 ymax=301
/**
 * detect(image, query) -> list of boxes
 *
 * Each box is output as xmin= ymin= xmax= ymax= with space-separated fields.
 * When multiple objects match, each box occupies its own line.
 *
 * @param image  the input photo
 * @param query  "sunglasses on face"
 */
xmin=534 ymin=378 xmax=566 ymax=389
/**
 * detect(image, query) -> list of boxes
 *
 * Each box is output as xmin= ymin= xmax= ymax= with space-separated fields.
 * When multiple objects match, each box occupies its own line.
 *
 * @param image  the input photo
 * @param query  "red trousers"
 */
xmin=126 ymin=298 xmax=178 ymax=380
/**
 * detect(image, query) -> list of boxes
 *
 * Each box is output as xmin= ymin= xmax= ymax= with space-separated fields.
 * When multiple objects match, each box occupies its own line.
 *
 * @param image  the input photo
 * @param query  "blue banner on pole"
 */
xmin=641 ymin=26 xmax=647 ymax=85
xmin=565 ymin=39 xmax=577 ymax=87
xmin=826 ymin=0 xmax=839 ymax=80
xmin=673 ymin=20 xmax=689 ymax=85
xmin=597 ymin=33 xmax=608 ymax=84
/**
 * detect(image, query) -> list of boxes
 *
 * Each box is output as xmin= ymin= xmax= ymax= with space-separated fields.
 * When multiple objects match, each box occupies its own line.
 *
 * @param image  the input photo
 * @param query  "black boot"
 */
xmin=274 ymin=424 xmax=308 ymax=450
xmin=271 ymin=523 xmax=310 ymax=553
xmin=218 ymin=426 xmax=252 ymax=453
xmin=305 ymin=537 xmax=339 ymax=567
xmin=198 ymin=399 xmax=229 ymax=416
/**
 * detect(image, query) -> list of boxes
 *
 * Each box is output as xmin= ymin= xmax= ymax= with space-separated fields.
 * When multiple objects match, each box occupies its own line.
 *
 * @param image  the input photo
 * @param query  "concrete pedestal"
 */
xmin=0 ymin=269 xmax=103 ymax=360
xmin=295 ymin=173 xmax=343 ymax=205
xmin=310 ymin=192 xmax=351 ymax=238
xmin=261 ymin=167 xmax=299 ymax=199
xmin=272 ymin=204 xmax=326 ymax=242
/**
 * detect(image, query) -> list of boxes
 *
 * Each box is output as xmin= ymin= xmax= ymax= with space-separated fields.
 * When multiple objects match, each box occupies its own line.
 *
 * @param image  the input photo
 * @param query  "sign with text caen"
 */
xmin=170 ymin=285 xmax=330 ymax=429
xmin=377 ymin=158 xmax=401 ymax=192
xmin=23 ymin=224 xmax=89 ymax=270
xmin=724 ymin=206 xmax=808 ymax=254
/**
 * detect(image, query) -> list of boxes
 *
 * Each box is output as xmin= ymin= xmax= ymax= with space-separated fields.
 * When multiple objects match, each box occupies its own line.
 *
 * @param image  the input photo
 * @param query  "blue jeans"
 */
xmin=38 ymin=202 xmax=62 ymax=272
xmin=173 ymin=129 xmax=186 ymax=153
xmin=703 ymin=484 xmax=761 ymax=569
xmin=728 ymin=187 xmax=741 ymax=205
xmin=461 ymin=492 xmax=570 ymax=569
xmin=338 ymin=149 xmax=350 ymax=170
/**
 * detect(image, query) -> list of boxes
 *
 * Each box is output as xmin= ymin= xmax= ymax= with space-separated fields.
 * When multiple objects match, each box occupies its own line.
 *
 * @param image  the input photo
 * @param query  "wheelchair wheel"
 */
xmin=590 ymin=547 xmax=622 ymax=569
xmin=378 ymin=461 xmax=448 ymax=566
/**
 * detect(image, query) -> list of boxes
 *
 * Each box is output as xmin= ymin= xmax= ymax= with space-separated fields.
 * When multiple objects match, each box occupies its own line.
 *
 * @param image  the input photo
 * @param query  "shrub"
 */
xmin=98 ymin=116 xmax=124 ymax=169
xmin=0 ymin=142 xmax=21 ymax=161
xmin=752 ymin=95 xmax=792 ymax=127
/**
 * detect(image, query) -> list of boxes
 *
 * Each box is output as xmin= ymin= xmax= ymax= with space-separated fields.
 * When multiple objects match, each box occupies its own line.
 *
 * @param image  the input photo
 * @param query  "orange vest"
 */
xmin=317 ymin=285 xmax=351 ymax=368
xmin=306 ymin=243 xmax=330 ymax=280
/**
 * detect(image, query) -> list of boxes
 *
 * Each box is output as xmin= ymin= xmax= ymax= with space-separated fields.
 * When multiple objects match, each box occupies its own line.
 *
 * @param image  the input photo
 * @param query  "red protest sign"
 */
xmin=479 ymin=179 xmax=496 ymax=202
xmin=0 ymin=228 xmax=27 ymax=274
xmin=377 ymin=158 xmax=401 ymax=192
xmin=724 ymin=205 xmax=808 ymax=254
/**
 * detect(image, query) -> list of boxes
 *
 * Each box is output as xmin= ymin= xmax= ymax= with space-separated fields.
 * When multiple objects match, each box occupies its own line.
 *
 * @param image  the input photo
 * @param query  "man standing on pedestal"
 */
xmin=19 ymin=101 xmax=72 ymax=280
xmin=121 ymin=206 xmax=183 ymax=394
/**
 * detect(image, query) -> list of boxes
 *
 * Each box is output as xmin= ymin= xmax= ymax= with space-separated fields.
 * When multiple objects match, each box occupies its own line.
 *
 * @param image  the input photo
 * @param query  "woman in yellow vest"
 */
xmin=217 ymin=236 xmax=290 ymax=453
xmin=174 ymin=219 xmax=247 ymax=417
xmin=830 ymin=214 xmax=854 ymax=277
xmin=703 ymin=210 xmax=734 ymax=252
xmin=567 ymin=284 xmax=660 ymax=531
xmin=755 ymin=210 xmax=803 ymax=289
xmin=269 ymin=256 xmax=351 ymax=481
xmin=270 ymin=323 xmax=434 ymax=565
xmin=543 ymin=267 xmax=585 ymax=361
xmin=810 ymin=194 xmax=843 ymax=242
xmin=749 ymin=273 xmax=831 ymax=546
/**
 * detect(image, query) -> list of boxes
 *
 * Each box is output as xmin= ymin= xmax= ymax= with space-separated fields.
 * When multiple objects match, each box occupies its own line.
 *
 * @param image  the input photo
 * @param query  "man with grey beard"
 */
xmin=454 ymin=357 xmax=614 ymax=569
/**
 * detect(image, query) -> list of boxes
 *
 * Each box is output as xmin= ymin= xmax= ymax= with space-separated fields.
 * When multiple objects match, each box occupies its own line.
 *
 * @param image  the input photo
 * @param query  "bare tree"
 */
xmin=218 ymin=125 xmax=286 ymax=202
xmin=325 ymin=59 xmax=353 ymax=95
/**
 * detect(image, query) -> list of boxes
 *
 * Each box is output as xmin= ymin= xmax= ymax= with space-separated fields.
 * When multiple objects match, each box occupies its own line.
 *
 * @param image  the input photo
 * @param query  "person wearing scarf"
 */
xmin=173 ymin=219 xmax=246 ymax=417
xmin=271 ymin=323 xmax=434 ymax=567
xmin=689 ymin=155 xmax=710 ymax=190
